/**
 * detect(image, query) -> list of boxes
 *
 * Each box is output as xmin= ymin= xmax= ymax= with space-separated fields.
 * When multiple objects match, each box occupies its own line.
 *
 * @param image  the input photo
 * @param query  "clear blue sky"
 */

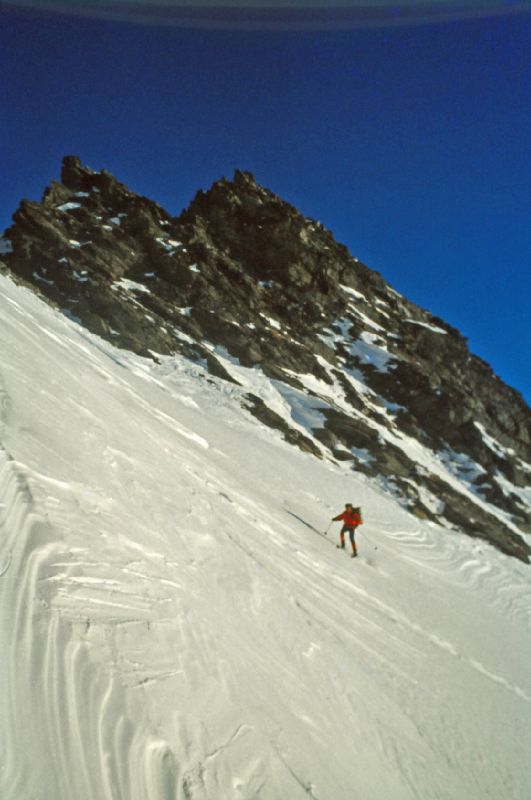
xmin=2 ymin=4 xmax=530 ymax=402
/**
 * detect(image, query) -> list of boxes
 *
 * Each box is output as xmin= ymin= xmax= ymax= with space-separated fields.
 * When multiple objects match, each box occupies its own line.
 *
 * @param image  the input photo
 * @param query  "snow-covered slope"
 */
xmin=3 ymin=156 xmax=531 ymax=560
xmin=1 ymin=272 xmax=530 ymax=800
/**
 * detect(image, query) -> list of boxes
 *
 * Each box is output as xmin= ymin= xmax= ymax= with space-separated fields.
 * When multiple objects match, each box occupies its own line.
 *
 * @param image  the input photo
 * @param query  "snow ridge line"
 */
xmin=0 ymin=447 xmax=59 ymax=797
xmin=0 ymin=380 xmax=10 ymax=443
xmin=0 ymin=444 xmax=100 ymax=798
xmin=0 ymin=448 xmax=184 ymax=800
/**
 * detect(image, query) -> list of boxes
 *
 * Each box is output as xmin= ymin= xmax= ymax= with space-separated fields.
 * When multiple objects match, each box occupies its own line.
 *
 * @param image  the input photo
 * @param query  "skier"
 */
xmin=332 ymin=503 xmax=362 ymax=557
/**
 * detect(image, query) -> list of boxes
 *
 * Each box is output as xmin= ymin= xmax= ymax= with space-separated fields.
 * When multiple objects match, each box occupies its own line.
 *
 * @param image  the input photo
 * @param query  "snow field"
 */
xmin=0 ymin=274 xmax=530 ymax=800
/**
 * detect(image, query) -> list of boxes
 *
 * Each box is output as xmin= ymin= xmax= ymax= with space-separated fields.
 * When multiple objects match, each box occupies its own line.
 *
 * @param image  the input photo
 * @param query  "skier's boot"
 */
xmin=337 ymin=542 xmax=345 ymax=549
xmin=351 ymin=547 xmax=357 ymax=558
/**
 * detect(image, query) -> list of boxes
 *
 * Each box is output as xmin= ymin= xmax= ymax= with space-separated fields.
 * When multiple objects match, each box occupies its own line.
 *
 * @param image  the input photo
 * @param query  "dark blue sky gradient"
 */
xmin=1 ymin=6 xmax=530 ymax=401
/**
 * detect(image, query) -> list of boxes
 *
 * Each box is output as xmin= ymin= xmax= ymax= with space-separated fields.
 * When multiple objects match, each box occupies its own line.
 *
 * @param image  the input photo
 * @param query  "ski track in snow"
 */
xmin=1 ymin=274 xmax=530 ymax=800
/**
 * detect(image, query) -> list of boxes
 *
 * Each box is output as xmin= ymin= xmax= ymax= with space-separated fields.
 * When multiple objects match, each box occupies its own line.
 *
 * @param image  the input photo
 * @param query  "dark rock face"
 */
xmin=2 ymin=156 xmax=530 ymax=561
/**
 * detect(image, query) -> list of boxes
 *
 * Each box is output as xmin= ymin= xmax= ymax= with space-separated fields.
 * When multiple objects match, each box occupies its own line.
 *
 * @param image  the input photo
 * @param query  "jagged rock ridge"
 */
xmin=1 ymin=156 xmax=530 ymax=561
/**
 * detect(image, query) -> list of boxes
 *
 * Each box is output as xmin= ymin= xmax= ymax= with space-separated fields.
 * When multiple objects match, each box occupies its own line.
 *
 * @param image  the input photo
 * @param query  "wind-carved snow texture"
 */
xmin=1 ymin=273 xmax=530 ymax=800
xmin=0 ymin=449 xmax=181 ymax=799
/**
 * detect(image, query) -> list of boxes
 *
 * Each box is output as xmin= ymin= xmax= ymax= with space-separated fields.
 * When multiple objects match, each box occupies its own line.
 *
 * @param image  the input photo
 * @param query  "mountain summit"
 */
xmin=1 ymin=156 xmax=530 ymax=560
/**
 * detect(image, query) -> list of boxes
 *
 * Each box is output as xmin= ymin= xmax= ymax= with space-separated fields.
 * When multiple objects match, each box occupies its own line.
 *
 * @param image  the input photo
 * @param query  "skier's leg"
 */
xmin=349 ymin=529 xmax=357 ymax=556
xmin=340 ymin=525 xmax=346 ymax=548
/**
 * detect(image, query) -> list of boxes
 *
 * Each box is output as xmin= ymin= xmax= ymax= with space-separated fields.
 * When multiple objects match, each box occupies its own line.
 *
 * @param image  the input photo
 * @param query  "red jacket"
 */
xmin=333 ymin=510 xmax=362 ymax=528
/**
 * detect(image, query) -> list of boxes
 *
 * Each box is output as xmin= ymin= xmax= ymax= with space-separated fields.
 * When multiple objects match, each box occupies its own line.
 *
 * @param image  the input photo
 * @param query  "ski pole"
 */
xmin=323 ymin=521 xmax=332 ymax=536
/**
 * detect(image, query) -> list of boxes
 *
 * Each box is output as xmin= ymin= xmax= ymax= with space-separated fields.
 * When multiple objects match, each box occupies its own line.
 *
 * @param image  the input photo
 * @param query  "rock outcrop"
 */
xmin=2 ymin=156 xmax=530 ymax=561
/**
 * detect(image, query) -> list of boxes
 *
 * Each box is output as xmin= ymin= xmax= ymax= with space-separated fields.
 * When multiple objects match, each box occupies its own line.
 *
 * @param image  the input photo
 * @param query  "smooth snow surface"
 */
xmin=57 ymin=202 xmax=82 ymax=212
xmin=0 ymin=274 xmax=530 ymax=800
xmin=112 ymin=278 xmax=151 ymax=294
xmin=404 ymin=319 xmax=447 ymax=334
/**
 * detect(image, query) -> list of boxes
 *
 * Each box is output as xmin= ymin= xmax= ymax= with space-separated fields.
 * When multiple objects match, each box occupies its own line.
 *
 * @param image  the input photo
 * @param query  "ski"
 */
xmin=337 ymin=544 xmax=358 ymax=558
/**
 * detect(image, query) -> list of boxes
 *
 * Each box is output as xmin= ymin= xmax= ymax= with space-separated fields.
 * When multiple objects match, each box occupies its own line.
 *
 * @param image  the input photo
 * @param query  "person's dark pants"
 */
xmin=340 ymin=525 xmax=357 ymax=552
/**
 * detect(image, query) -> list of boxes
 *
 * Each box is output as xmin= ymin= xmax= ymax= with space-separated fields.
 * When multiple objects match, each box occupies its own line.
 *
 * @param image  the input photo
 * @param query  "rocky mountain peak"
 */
xmin=1 ymin=157 xmax=530 ymax=562
xmin=61 ymin=154 xmax=94 ymax=189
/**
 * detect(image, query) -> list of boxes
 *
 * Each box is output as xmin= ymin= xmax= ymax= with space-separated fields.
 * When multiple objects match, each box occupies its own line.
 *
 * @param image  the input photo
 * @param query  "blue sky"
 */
xmin=2 ymin=4 xmax=530 ymax=402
